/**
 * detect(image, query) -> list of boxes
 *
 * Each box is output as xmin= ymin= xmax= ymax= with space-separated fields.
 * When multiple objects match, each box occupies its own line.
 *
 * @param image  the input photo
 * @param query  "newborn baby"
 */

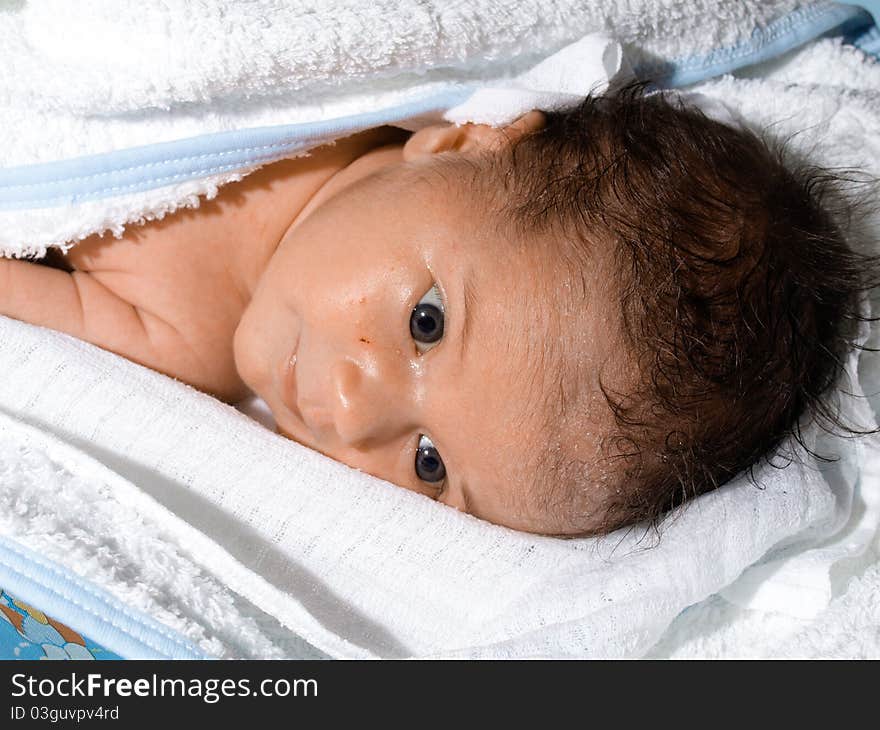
xmin=1 ymin=85 xmax=872 ymax=536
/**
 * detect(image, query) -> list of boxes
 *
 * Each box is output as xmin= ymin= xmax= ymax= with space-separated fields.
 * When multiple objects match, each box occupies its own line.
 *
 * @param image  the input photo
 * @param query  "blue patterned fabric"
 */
xmin=0 ymin=536 xmax=207 ymax=660
xmin=0 ymin=588 xmax=121 ymax=660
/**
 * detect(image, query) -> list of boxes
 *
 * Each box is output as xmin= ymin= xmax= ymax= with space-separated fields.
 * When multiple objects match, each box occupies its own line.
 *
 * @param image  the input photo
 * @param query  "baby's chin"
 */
xmin=271 ymin=411 xmax=303 ymax=443
xmin=275 ymin=424 xmax=298 ymax=442
xmin=272 ymin=416 xmax=332 ymax=463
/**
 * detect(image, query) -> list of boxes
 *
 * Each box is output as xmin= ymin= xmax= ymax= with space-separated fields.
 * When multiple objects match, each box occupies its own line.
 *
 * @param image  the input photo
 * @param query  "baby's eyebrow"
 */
xmin=458 ymin=270 xmax=477 ymax=369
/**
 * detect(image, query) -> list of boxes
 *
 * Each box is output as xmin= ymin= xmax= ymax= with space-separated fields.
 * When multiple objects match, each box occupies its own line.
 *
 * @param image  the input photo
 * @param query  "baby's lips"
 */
xmin=278 ymin=331 xmax=339 ymax=441
xmin=280 ymin=330 xmax=303 ymax=422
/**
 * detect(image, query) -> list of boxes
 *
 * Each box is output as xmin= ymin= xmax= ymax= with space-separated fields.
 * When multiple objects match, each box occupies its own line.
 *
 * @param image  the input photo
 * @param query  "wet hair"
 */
xmin=488 ymin=81 xmax=879 ymax=535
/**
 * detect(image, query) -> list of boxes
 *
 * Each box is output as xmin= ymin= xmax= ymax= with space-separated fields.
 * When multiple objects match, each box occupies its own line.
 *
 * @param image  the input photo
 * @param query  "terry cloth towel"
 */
xmin=0 ymin=1 xmax=874 ymax=257
xmin=0 ymin=309 xmax=873 ymax=658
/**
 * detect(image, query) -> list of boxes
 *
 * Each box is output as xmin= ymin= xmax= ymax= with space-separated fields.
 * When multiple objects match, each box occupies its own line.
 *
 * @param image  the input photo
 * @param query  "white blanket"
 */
xmin=1 ymin=0 xmax=868 ymax=256
xmin=0 ymin=305 xmax=873 ymax=658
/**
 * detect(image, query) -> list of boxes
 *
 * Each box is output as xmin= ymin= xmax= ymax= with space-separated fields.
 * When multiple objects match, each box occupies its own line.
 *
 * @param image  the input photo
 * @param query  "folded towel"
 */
xmin=1 ymin=1 xmax=871 ymax=257
xmin=0 ymin=311 xmax=868 ymax=658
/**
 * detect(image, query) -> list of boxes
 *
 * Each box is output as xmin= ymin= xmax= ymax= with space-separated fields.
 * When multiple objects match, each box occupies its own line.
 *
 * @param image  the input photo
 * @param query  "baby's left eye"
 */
xmin=410 ymin=284 xmax=444 ymax=354
xmin=415 ymin=434 xmax=446 ymax=484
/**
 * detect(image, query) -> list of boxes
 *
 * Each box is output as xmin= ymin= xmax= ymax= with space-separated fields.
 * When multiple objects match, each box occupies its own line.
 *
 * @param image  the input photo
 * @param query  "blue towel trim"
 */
xmin=639 ymin=2 xmax=875 ymax=87
xmin=0 ymin=86 xmax=473 ymax=210
xmin=0 ymin=3 xmax=874 ymax=210
xmin=0 ymin=535 xmax=209 ymax=660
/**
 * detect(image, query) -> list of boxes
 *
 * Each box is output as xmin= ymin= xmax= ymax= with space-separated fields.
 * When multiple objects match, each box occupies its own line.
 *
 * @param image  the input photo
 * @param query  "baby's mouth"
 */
xmin=277 ymin=329 xmax=338 ymax=443
xmin=280 ymin=332 xmax=304 ymax=423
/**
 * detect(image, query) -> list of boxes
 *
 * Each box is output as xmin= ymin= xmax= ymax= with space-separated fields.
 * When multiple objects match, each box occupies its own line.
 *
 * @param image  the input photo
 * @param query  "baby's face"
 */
xmin=235 ymin=150 xmax=617 ymax=534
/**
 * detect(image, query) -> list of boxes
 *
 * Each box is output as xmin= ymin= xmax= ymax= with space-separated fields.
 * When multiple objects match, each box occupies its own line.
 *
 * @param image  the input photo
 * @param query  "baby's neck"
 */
xmin=220 ymin=126 xmax=409 ymax=297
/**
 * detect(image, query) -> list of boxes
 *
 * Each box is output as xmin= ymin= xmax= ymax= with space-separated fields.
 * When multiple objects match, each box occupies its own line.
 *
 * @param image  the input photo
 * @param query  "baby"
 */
xmin=1 ymin=84 xmax=874 ymax=536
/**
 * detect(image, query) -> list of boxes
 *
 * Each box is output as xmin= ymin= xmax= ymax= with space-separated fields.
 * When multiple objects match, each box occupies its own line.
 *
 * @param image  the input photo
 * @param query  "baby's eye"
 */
xmin=410 ymin=284 xmax=444 ymax=354
xmin=415 ymin=434 xmax=446 ymax=485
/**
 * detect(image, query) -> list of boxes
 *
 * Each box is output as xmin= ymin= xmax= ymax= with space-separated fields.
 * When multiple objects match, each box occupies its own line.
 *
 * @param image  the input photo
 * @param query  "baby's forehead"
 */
xmin=468 ymin=237 xmax=634 ymax=528
xmin=439 ymin=253 xmax=618 ymax=529
xmin=449 ymin=385 xmax=612 ymax=533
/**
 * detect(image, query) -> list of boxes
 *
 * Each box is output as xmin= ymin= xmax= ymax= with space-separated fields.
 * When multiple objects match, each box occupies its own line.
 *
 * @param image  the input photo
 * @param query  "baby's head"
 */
xmin=236 ymin=83 xmax=875 ymax=536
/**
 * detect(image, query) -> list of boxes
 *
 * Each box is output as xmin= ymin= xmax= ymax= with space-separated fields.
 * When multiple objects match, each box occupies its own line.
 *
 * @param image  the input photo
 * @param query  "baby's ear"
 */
xmin=402 ymin=111 xmax=545 ymax=162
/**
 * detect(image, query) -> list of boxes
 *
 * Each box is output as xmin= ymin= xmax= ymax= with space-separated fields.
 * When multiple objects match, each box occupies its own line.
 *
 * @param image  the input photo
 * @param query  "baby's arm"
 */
xmin=0 ymin=257 xmax=204 ymax=390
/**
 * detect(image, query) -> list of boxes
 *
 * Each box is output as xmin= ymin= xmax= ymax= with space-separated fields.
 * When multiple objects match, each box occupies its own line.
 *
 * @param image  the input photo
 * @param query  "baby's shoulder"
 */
xmin=63 ymin=204 xmax=221 ymax=276
xmin=60 ymin=204 xmax=244 ymax=340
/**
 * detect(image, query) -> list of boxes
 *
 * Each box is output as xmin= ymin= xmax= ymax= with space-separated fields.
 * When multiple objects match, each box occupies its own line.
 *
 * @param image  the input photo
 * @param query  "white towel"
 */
xmin=0 ymin=312 xmax=867 ymax=657
xmin=1 ymin=0 xmax=858 ymax=257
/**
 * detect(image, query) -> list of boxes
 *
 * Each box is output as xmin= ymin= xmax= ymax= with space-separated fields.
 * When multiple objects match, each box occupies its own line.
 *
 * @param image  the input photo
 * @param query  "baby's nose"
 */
xmin=329 ymin=357 xmax=409 ymax=448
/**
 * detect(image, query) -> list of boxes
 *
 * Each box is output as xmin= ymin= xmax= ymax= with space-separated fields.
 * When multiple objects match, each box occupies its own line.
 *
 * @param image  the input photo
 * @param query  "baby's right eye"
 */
xmin=409 ymin=284 xmax=444 ymax=354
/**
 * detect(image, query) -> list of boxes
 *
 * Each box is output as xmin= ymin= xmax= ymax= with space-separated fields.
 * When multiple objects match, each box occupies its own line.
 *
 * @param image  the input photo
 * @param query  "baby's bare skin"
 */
xmin=1 ymin=127 xmax=406 ymax=401
xmin=0 ymin=114 xmax=621 ymax=534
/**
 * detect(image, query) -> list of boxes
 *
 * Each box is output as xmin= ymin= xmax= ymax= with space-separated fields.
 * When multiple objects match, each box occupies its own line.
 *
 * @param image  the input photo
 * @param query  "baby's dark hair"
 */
xmin=490 ymin=82 xmax=879 ymax=535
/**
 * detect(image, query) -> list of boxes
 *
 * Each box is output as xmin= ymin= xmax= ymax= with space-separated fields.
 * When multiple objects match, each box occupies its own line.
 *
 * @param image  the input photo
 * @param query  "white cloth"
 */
xmin=442 ymin=34 xmax=624 ymax=127
xmin=0 ymin=0 xmax=813 ymax=257
xmin=0 ymin=312 xmax=869 ymax=658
